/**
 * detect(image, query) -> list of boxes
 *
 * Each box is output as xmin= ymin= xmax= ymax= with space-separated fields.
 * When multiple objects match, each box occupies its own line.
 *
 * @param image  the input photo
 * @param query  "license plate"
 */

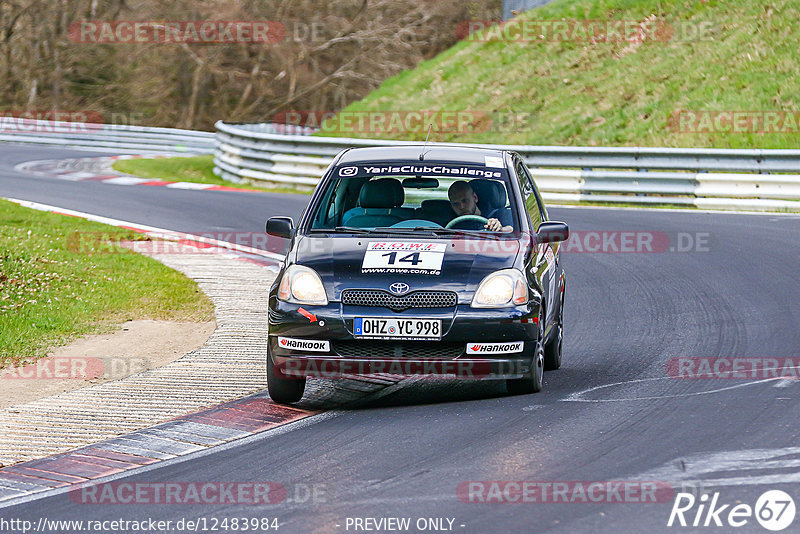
xmin=354 ymin=318 xmax=441 ymax=340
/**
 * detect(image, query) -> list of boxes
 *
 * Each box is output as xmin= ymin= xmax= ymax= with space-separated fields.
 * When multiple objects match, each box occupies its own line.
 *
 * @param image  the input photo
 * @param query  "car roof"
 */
xmin=336 ymin=145 xmax=507 ymax=166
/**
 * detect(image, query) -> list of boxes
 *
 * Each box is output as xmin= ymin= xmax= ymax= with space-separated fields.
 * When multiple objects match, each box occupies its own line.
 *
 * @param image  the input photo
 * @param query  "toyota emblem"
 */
xmin=389 ymin=282 xmax=410 ymax=295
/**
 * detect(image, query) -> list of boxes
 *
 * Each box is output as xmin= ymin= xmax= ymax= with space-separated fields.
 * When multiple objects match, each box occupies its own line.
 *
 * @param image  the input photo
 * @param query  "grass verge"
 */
xmin=0 ymin=199 xmax=214 ymax=369
xmin=112 ymin=155 xmax=312 ymax=195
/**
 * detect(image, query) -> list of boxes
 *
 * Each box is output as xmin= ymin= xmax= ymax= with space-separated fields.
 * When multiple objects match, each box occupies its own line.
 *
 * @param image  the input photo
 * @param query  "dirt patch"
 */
xmin=0 ymin=319 xmax=215 ymax=410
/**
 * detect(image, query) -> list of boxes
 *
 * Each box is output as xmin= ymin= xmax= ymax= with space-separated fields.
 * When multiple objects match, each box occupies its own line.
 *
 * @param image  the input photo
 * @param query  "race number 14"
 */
xmin=381 ymin=251 xmax=422 ymax=266
xmin=362 ymin=242 xmax=446 ymax=272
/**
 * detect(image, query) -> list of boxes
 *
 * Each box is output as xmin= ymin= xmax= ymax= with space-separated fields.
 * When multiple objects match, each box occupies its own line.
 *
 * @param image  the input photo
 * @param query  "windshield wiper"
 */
xmin=369 ymin=227 xmax=439 ymax=236
xmin=308 ymin=226 xmax=433 ymax=236
xmin=426 ymin=227 xmax=500 ymax=240
xmin=308 ymin=226 xmax=372 ymax=234
xmin=370 ymin=226 xmax=501 ymax=240
xmin=309 ymin=226 xmax=500 ymax=240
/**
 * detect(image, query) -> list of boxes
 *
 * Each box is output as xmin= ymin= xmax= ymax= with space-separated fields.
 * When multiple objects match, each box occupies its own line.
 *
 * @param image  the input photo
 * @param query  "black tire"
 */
xmin=544 ymin=294 xmax=564 ymax=371
xmin=267 ymin=348 xmax=306 ymax=404
xmin=506 ymin=313 xmax=544 ymax=395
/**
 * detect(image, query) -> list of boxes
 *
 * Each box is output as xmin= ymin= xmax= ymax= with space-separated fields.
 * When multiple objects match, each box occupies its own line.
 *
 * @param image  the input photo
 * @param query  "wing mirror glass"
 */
xmin=537 ymin=221 xmax=569 ymax=244
xmin=266 ymin=216 xmax=294 ymax=239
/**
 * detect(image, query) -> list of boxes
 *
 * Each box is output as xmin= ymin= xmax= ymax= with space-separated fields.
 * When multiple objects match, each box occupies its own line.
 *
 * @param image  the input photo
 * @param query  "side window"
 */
xmin=516 ymin=162 xmax=533 ymax=198
xmin=525 ymin=164 xmax=549 ymax=222
xmin=516 ymin=159 xmax=543 ymax=230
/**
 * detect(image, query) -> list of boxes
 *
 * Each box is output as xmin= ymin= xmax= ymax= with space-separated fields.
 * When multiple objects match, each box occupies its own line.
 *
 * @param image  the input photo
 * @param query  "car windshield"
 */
xmin=307 ymin=162 xmax=519 ymax=235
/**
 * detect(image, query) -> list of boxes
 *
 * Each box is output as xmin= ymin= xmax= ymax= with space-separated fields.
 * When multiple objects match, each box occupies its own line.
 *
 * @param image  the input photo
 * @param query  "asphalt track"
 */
xmin=1 ymin=144 xmax=799 ymax=533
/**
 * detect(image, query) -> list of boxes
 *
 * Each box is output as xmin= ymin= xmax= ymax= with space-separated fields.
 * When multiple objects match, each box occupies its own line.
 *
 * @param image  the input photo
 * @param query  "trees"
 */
xmin=0 ymin=0 xmax=500 ymax=130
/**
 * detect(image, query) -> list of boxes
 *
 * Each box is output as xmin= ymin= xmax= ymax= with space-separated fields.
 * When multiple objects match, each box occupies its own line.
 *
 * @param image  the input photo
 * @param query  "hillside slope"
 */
xmin=320 ymin=0 xmax=799 ymax=148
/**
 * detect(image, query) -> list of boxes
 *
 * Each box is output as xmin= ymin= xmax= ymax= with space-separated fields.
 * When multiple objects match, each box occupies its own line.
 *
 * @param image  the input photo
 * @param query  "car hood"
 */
xmin=294 ymin=236 xmax=522 ymax=301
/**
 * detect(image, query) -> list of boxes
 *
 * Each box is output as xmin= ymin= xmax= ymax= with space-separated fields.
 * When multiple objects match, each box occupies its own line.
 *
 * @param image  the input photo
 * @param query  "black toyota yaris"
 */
xmin=265 ymin=145 xmax=568 ymax=404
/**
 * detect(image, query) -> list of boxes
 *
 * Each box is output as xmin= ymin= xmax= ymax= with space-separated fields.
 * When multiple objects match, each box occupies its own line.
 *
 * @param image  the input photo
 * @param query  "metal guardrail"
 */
xmin=0 ymin=120 xmax=215 ymax=153
xmin=2 ymin=117 xmax=796 ymax=211
xmin=214 ymin=121 xmax=800 ymax=211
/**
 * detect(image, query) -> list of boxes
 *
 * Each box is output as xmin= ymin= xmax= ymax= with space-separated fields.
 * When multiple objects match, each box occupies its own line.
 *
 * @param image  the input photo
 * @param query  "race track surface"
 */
xmin=1 ymin=145 xmax=798 ymax=533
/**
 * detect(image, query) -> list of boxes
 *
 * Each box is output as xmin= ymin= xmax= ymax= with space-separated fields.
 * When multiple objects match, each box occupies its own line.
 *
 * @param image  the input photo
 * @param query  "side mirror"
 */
xmin=537 ymin=221 xmax=569 ymax=244
xmin=266 ymin=216 xmax=294 ymax=239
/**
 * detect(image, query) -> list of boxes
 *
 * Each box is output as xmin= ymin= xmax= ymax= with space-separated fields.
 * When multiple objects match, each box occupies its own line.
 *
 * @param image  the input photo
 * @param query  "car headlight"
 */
xmin=277 ymin=265 xmax=328 ymax=305
xmin=471 ymin=269 xmax=528 ymax=308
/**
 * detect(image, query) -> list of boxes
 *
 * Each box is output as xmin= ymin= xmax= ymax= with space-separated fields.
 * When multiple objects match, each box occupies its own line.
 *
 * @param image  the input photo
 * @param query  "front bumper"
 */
xmin=268 ymin=298 xmax=540 ymax=379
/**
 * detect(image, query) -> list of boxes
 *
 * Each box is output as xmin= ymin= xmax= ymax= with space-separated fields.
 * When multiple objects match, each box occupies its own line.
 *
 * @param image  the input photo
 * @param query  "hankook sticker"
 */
xmin=277 ymin=337 xmax=330 ymax=352
xmin=466 ymin=342 xmax=525 ymax=354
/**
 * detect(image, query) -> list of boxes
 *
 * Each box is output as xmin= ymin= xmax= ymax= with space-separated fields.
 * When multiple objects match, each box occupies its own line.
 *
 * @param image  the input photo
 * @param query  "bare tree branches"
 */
xmin=0 ymin=0 xmax=501 ymax=129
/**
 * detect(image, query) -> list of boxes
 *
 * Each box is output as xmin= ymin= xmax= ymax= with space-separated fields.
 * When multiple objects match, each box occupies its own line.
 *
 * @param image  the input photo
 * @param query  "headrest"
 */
xmin=420 ymin=199 xmax=454 ymax=212
xmin=469 ymin=179 xmax=505 ymax=213
xmin=359 ymin=178 xmax=404 ymax=209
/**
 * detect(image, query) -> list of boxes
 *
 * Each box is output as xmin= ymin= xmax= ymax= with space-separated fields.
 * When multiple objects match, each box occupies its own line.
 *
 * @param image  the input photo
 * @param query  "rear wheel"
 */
xmin=267 ymin=346 xmax=306 ymax=404
xmin=506 ymin=313 xmax=544 ymax=395
xmin=544 ymin=294 xmax=564 ymax=371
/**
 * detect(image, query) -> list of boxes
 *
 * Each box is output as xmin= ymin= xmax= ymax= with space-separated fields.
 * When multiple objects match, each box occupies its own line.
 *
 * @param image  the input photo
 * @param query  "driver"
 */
xmin=447 ymin=181 xmax=513 ymax=232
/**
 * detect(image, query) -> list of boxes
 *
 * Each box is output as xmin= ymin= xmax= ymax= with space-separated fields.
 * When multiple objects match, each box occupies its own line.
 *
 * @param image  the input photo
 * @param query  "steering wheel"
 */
xmin=445 ymin=215 xmax=489 ymax=230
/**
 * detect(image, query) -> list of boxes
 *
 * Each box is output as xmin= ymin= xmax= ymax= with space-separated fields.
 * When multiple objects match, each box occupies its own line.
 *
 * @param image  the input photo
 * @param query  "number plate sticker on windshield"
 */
xmin=354 ymin=318 xmax=441 ymax=340
xmin=361 ymin=242 xmax=446 ymax=275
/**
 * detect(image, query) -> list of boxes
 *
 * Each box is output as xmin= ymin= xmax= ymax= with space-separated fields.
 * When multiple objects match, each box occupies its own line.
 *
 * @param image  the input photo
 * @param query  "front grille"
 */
xmin=334 ymin=341 xmax=464 ymax=360
xmin=341 ymin=289 xmax=457 ymax=311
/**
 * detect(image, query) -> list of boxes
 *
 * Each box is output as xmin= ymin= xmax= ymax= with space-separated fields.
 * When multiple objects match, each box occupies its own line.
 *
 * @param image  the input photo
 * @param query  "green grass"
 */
xmin=318 ymin=0 xmax=800 ymax=149
xmin=113 ymin=155 xmax=221 ymax=184
xmin=112 ymin=155 xmax=312 ymax=195
xmin=0 ymin=199 xmax=214 ymax=369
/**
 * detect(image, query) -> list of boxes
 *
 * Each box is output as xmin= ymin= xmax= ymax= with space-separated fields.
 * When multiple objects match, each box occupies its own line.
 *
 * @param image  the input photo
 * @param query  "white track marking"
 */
xmin=55 ymin=172 xmax=97 ymax=180
xmin=98 ymin=176 xmax=151 ymax=185
xmin=3 ymin=197 xmax=285 ymax=262
xmin=562 ymin=376 xmax=787 ymax=403
xmin=164 ymin=182 xmax=215 ymax=189
xmin=633 ymin=447 xmax=800 ymax=489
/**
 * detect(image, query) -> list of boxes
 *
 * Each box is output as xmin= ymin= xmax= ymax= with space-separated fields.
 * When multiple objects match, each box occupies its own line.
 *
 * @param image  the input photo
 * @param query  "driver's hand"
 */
xmin=485 ymin=218 xmax=503 ymax=231
xmin=484 ymin=218 xmax=513 ymax=232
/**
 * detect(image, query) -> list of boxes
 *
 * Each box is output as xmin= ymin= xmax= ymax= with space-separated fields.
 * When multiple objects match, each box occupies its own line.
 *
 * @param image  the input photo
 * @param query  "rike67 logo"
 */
xmin=668 ymin=490 xmax=795 ymax=531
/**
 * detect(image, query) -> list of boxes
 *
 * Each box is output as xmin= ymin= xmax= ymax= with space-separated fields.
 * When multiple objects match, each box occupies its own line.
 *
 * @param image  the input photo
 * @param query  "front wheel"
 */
xmin=267 ymin=348 xmax=306 ymax=404
xmin=506 ymin=316 xmax=544 ymax=395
